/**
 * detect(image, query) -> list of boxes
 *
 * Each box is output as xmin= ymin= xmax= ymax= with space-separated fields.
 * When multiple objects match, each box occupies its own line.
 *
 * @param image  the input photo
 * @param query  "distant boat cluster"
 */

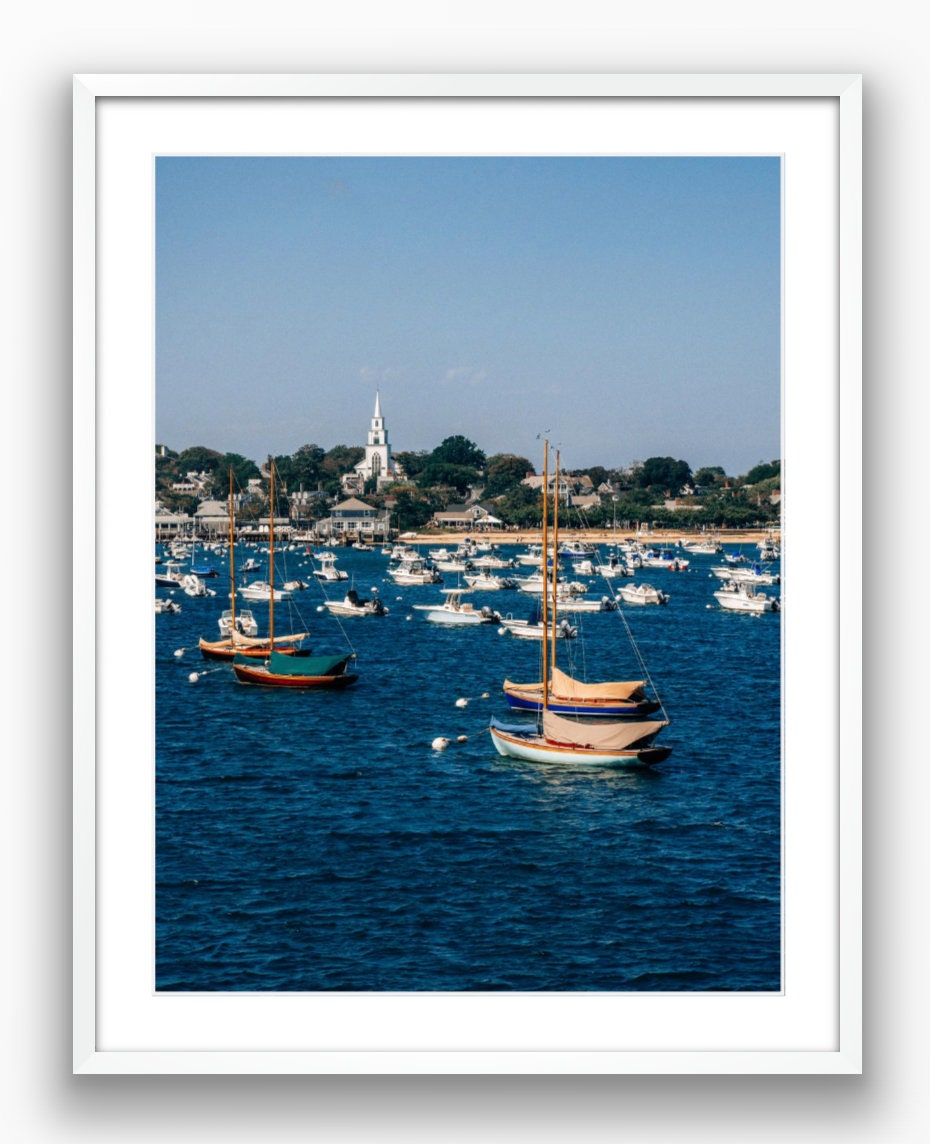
xmin=157 ymin=458 xmax=781 ymax=767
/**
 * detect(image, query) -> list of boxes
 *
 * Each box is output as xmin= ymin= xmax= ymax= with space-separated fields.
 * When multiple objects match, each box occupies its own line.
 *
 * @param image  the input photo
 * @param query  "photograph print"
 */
xmin=154 ymin=155 xmax=782 ymax=993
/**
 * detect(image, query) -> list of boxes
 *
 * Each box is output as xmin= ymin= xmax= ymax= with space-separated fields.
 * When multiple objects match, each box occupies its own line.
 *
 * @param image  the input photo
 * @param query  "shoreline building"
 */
xmin=341 ymin=390 xmax=402 ymax=494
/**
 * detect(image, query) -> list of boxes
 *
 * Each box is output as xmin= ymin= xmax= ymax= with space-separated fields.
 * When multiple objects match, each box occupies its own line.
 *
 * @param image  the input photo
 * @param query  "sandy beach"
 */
xmin=400 ymin=527 xmax=778 ymax=547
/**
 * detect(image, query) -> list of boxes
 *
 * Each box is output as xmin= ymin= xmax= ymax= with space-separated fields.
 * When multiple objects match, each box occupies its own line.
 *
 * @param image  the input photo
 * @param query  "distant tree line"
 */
xmin=156 ymin=438 xmax=780 ymax=531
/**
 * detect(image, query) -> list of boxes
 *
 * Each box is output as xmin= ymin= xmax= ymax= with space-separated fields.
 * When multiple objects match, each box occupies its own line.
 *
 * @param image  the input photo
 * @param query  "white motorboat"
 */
xmin=218 ymin=608 xmax=258 ymax=636
xmin=595 ymin=554 xmax=634 ymax=578
xmin=713 ymin=580 xmax=780 ymax=613
xmin=180 ymin=573 xmax=213 ymax=598
xmin=323 ymin=588 xmax=388 ymax=617
xmin=154 ymin=597 xmax=181 ymax=614
xmin=412 ymin=589 xmax=501 ymax=625
xmin=434 ymin=558 xmax=473 ymax=572
xmin=282 ymin=578 xmax=309 ymax=591
xmin=237 ymin=580 xmax=293 ymax=602
xmin=757 ymin=530 xmax=781 ymax=560
xmin=680 ymin=537 xmax=722 ymax=555
xmin=499 ymin=616 xmax=578 ymax=640
xmin=388 ymin=558 xmax=443 ymax=585
xmin=515 ymin=545 xmax=544 ymax=567
xmin=617 ymin=582 xmax=669 ymax=606
xmin=155 ymin=561 xmax=186 ymax=588
xmin=558 ymin=539 xmax=597 ymax=559
xmin=312 ymin=552 xmax=349 ymax=582
xmin=515 ymin=570 xmax=581 ymax=595
xmin=388 ymin=544 xmax=414 ymax=564
xmin=710 ymin=563 xmax=780 ymax=585
xmin=463 ymin=569 xmax=518 ymax=591
xmin=554 ymin=593 xmax=618 ymax=613
xmin=638 ymin=548 xmax=689 ymax=570
xmin=469 ymin=554 xmax=514 ymax=569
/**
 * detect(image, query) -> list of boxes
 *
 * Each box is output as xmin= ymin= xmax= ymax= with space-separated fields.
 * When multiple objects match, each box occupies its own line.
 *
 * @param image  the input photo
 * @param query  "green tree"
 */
xmin=577 ymin=465 xmax=609 ymax=489
xmin=273 ymin=444 xmax=325 ymax=495
xmin=484 ymin=454 xmax=534 ymax=498
xmin=394 ymin=450 xmax=430 ymax=479
xmin=321 ymin=444 xmax=364 ymax=475
xmin=392 ymin=489 xmax=442 ymax=531
xmin=418 ymin=462 xmax=480 ymax=497
xmin=157 ymin=492 xmax=198 ymax=516
xmin=612 ymin=490 xmax=664 ymax=522
xmin=637 ymin=456 xmax=693 ymax=494
xmin=429 ymin=435 xmax=486 ymax=470
xmin=216 ymin=453 xmax=260 ymax=494
xmin=317 ymin=444 xmax=365 ymax=495
xmin=176 ymin=445 xmax=224 ymax=475
xmin=694 ymin=466 xmax=727 ymax=487
xmin=743 ymin=460 xmax=781 ymax=484
xmin=496 ymin=483 xmax=543 ymax=527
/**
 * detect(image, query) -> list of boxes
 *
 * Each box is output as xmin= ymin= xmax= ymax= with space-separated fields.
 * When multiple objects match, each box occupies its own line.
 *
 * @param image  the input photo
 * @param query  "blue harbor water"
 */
xmin=156 ymin=542 xmax=781 ymax=992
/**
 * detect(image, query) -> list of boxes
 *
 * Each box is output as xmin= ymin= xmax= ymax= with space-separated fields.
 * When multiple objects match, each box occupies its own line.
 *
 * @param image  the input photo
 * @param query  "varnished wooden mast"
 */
xmin=541 ymin=439 xmax=549 ymax=713
xmin=551 ymin=449 xmax=560 ymax=682
xmin=269 ymin=457 xmax=275 ymax=649
xmin=228 ymin=467 xmax=236 ymax=641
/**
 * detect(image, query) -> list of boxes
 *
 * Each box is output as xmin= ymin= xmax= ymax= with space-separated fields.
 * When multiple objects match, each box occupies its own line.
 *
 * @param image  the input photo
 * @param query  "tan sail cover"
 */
xmin=234 ymin=631 xmax=308 ymax=647
xmin=542 ymin=710 xmax=667 ymax=750
xmin=549 ymin=667 xmax=646 ymax=701
xmin=200 ymin=631 xmax=309 ymax=651
xmin=503 ymin=667 xmax=646 ymax=702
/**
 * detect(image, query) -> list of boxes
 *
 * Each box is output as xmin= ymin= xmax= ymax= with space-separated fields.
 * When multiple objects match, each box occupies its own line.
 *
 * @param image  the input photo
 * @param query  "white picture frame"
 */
xmin=74 ymin=73 xmax=862 ymax=1074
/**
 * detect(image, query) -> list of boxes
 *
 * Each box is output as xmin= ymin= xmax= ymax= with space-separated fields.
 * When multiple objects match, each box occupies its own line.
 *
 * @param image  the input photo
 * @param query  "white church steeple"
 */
xmin=343 ymin=389 xmax=396 ymax=493
xmin=368 ymin=390 xmax=387 ymax=448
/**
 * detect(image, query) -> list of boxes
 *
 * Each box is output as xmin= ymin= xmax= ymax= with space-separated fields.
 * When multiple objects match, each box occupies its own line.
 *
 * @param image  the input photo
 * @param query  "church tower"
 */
xmin=344 ymin=390 xmax=397 ymax=492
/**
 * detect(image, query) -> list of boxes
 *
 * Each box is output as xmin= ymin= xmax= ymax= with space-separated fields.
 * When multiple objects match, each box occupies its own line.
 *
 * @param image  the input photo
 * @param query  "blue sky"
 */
xmin=156 ymin=156 xmax=780 ymax=476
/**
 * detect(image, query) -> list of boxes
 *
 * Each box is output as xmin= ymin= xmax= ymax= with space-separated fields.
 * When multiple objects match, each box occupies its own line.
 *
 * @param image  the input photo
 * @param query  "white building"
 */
xmin=342 ymin=390 xmax=401 ymax=492
xmin=319 ymin=497 xmax=390 ymax=540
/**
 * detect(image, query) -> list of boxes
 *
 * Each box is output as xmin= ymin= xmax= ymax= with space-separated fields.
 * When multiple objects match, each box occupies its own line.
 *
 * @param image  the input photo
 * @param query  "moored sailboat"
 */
xmin=231 ymin=459 xmax=358 ymax=689
xmin=491 ymin=441 xmax=671 ymax=766
xmin=199 ymin=467 xmax=309 ymax=661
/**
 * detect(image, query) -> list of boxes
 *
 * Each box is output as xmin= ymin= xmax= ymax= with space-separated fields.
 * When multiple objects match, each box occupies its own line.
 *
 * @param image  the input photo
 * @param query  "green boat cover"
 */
xmin=266 ymin=649 xmax=349 ymax=676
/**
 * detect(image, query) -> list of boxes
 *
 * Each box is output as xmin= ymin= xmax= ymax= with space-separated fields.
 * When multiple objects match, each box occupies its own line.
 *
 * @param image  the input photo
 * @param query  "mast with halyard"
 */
xmin=490 ymin=438 xmax=672 ymax=766
xmin=230 ymin=457 xmax=359 ymax=689
xmin=198 ymin=466 xmax=308 ymax=660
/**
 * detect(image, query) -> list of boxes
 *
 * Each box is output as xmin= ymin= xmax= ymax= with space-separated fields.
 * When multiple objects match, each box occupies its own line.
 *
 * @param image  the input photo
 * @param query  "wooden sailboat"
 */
xmin=231 ymin=459 xmax=358 ymax=689
xmin=490 ymin=442 xmax=671 ymax=766
xmin=199 ymin=467 xmax=309 ymax=661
